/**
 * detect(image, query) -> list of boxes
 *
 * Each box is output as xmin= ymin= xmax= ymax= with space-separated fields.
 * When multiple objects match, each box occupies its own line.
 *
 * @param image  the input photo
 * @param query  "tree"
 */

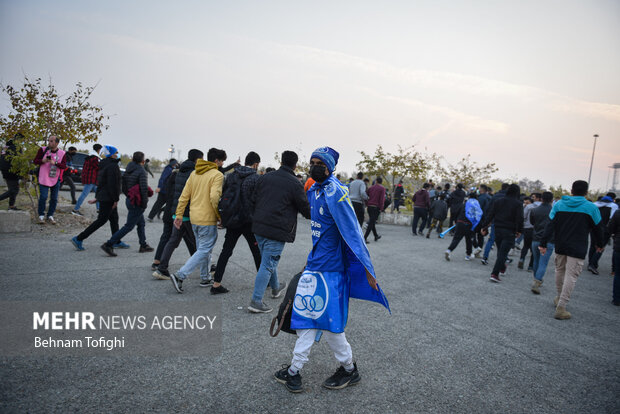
xmin=356 ymin=145 xmax=433 ymax=191
xmin=434 ymin=154 xmax=498 ymax=188
xmin=0 ymin=76 xmax=110 ymax=210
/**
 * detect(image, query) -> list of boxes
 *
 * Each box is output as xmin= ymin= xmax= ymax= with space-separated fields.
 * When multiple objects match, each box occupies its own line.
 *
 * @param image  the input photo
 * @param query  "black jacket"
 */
xmin=251 ymin=166 xmax=311 ymax=242
xmin=234 ymin=165 xmax=261 ymax=224
xmin=122 ymin=161 xmax=149 ymax=209
xmin=95 ymin=158 xmax=122 ymax=203
xmin=530 ymin=202 xmax=553 ymax=242
xmin=608 ymin=212 xmax=620 ymax=252
xmin=171 ymin=159 xmax=195 ymax=219
xmin=448 ymin=188 xmax=466 ymax=211
xmin=481 ymin=195 xmax=524 ymax=234
xmin=430 ymin=199 xmax=448 ymax=221
xmin=162 ymin=170 xmax=177 ymax=222
xmin=0 ymin=141 xmax=19 ymax=180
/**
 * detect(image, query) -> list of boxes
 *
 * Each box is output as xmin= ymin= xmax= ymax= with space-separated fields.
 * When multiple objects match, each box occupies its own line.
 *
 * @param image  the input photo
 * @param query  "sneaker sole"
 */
xmin=71 ymin=211 xmax=83 ymax=216
xmin=152 ymin=271 xmax=170 ymax=280
xmin=247 ymin=305 xmax=272 ymax=313
xmin=274 ymin=374 xmax=303 ymax=393
xmin=444 ymin=252 xmax=450 ymax=261
xmin=323 ymin=375 xmax=361 ymax=390
xmin=170 ymin=275 xmax=183 ymax=293
xmin=490 ymin=277 xmax=500 ymax=283
xmin=199 ymin=281 xmax=214 ymax=287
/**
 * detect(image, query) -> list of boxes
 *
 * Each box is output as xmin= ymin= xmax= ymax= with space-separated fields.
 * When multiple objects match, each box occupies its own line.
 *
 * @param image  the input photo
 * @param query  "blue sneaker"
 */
xmin=113 ymin=241 xmax=130 ymax=249
xmin=71 ymin=236 xmax=85 ymax=251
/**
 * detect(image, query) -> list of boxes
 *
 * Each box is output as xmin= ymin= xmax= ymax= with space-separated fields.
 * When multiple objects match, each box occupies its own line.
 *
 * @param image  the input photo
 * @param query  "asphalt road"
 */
xmin=0 ymin=192 xmax=619 ymax=413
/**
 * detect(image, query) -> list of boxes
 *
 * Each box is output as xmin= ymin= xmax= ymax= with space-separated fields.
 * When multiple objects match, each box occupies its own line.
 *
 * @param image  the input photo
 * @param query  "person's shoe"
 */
xmin=425 ymin=233 xmax=430 ymax=239
xmin=71 ymin=209 xmax=83 ymax=217
xmin=587 ymin=265 xmax=599 ymax=275
xmin=71 ymin=236 xmax=85 ymax=251
xmin=612 ymin=300 xmax=620 ymax=306
xmin=473 ymin=247 xmax=482 ymax=258
xmin=139 ymin=244 xmax=154 ymax=253
xmin=374 ymin=235 xmax=382 ymax=242
xmin=323 ymin=363 xmax=361 ymax=390
xmin=152 ymin=269 xmax=171 ymax=280
xmin=464 ymin=255 xmax=471 ymax=261
xmin=271 ymin=281 xmax=287 ymax=298
xmin=554 ymin=296 xmax=559 ymax=307
xmin=554 ymin=306 xmax=571 ymax=320
xmin=506 ymin=258 xmax=514 ymax=264
xmin=364 ymin=239 xmax=369 ymax=244
xmin=481 ymin=258 xmax=489 ymax=265
xmin=517 ymin=260 xmax=524 ymax=270
xmin=500 ymin=269 xmax=507 ymax=276
xmin=210 ymin=263 xmax=217 ymax=276
xmin=147 ymin=217 xmax=154 ymax=223
xmin=8 ymin=206 xmax=21 ymax=211
xmin=71 ymin=200 xmax=77 ymax=205
xmin=444 ymin=250 xmax=451 ymax=261
xmin=531 ymin=280 xmax=542 ymax=294
xmin=100 ymin=243 xmax=117 ymax=257
xmin=151 ymin=262 xmax=158 ymax=271
xmin=38 ymin=215 xmax=46 ymax=224
xmin=490 ymin=274 xmax=501 ymax=283
xmin=248 ymin=300 xmax=272 ymax=313
xmin=114 ymin=241 xmax=131 ymax=249
xmin=527 ymin=267 xmax=533 ymax=273
xmin=199 ymin=278 xmax=214 ymax=287
xmin=274 ymin=365 xmax=303 ymax=393
xmin=211 ymin=285 xmax=229 ymax=295
xmin=170 ymin=273 xmax=184 ymax=293
xmin=47 ymin=216 xmax=57 ymax=225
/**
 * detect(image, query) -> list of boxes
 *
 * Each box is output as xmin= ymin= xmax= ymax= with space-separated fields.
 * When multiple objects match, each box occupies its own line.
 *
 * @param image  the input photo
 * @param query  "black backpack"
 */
xmin=218 ymin=172 xmax=246 ymax=228
xmin=270 ymin=271 xmax=303 ymax=337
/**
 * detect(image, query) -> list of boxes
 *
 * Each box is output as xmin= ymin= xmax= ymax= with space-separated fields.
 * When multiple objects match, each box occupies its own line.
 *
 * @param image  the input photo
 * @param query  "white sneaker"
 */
xmin=465 ymin=255 xmax=471 ymax=261
xmin=473 ymin=247 xmax=482 ymax=258
xmin=444 ymin=250 xmax=451 ymax=261
xmin=38 ymin=215 xmax=46 ymax=224
xmin=47 ymin=216 xmax=57 ymax=225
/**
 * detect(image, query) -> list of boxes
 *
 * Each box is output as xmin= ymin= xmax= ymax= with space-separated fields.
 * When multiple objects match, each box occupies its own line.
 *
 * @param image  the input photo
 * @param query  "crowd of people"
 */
xmin=1 ymin=136 xmax=618 ymax=391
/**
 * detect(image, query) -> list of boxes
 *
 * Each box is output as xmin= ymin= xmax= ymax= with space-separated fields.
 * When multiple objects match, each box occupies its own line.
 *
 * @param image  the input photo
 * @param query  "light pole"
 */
xmin=168 ymin=144 xmax=175 ymax=160
xmin=587 ymin=134 xmax=598 ymax=186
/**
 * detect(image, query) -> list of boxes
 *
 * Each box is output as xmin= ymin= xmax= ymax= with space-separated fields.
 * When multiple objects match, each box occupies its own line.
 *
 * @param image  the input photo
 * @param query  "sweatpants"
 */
xmin=291 ymin=329 xmax=353 ymax=372
xmin=555 ymin=254 xmax=584 ymax=308
xmin=447 ymin=221 xmax=473 ymax=255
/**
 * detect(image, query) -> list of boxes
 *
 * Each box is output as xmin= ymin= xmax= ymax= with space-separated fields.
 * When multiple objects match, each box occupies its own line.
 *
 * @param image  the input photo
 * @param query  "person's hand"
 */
xmin=87 ymin=199 xmax=96 ymax=205
xmin=112 ymin=201 xmax=118 ymax=209
xmin=155 ymin=188 xmax=160 ymax=193
xmin=481 ymin=228 xmax=488 ymax=236
xmin=365 ymin=270 xmax=378 ymax=291
xmin=235 ymin=157 xmax=241 ymax=164
xmin=539 ymin=246 xmax=547 ymax=255
xmin=515 ymin=232 xmax=521 ymax=239
xmin=174 ymin=217 xmax=182 ymax=229
xmin=596 ymin=247 xmax=604 ymax=253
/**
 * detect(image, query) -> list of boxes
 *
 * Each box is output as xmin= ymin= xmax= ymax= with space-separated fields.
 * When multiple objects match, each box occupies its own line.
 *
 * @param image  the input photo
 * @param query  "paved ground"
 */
xmin=1 ymin=192 xmax=619 ymax=413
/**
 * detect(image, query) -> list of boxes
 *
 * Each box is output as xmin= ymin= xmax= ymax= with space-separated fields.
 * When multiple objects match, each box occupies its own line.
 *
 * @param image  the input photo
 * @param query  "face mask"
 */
xmin=309 ymin=165 xmax=328 ymax=183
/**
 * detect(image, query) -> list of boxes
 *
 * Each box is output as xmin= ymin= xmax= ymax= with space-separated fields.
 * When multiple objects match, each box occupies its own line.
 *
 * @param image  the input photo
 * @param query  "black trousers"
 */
xmin=449 ymin=207 xmax=459 ymax=228
xmin=352 ymin=201 xmax=365 ymax=228
xmin=0 ymin=176 xmax=19 ymax=206
xmin=473 ymin=226 xmax=485 ymax=249
xmin=447 ymin=222 xmax=473 ymax=255
xmin=158 ymin=220 xmax=196 ymax=271
xmin=61 ymin=175 xmax=77 ymax=202
xmin=77 ymin=201 xmax=119 ymax=241
xmin=154 ymin=217 xmax=174 ymax=261
xmin=364 ymin=206 xmax=380 ymax=240
xmin=412 ymin=207 xmax=428 ymax=234
xmin=492 ymin=227 xmax=515 ymax=276
xmin=213 ymin=223 xmax=261 ymax=283
xmin=519 ymin=228 xmax=534 ymax=268
xmin=148 ymin=192 xmax=167 ymax=219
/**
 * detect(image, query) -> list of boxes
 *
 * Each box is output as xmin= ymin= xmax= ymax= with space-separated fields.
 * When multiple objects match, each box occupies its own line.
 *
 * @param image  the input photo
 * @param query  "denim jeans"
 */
xmin=252 ymin=235 xmax=285 ymax=303
xmin=531 ymin=241 xmax=554 ymax=281
xmin=483 ymin=224 xmax=496 ymax=260
xmin=177 ymin=224 xmax=217 ymax=281
xmin=75 ymin=183 xmax=98 ymax=211
xmin=38 ymin=182 xmax=60 ymax=217
xmin=107 ymin=198 xmax=147 ymax=247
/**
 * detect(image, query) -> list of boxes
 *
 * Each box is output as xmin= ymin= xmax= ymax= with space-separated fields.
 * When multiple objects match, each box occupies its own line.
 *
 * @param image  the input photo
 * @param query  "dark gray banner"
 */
xmin=0 ymin=301 xmax=221 ymax=357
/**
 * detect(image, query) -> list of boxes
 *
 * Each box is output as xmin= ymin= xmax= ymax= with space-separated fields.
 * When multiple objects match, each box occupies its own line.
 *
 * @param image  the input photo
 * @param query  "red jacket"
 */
xmin=81 ymin=155 xmax=99 ymax=185
xmin=412 ymin=189 xmax=430 ymax=209
xmin=367 ymin=184 xmax=386 ymax=210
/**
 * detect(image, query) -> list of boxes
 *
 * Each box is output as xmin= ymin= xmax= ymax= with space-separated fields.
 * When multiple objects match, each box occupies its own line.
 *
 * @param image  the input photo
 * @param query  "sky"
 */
xmin=1 ymin=0 xmax=619 ymax=190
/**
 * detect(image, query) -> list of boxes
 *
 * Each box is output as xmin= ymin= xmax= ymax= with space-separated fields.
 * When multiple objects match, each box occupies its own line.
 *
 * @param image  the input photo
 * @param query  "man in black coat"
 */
xmin=247 ymin=151 xmax=311 ymax=313
xmin=0 ymin=137 xmax=21 ymax=210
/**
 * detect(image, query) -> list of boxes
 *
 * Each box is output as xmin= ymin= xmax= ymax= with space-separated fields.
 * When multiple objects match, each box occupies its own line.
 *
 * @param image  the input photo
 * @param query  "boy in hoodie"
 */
xmin=101 ymin=151 xmax=154 ymax=256
xmin=210 ymin=151 xmax=262 ymax=295
xmin=444 ymin=192 xmax=482 ymax=261
xmin=480 ymin=184 xmax=523 ymax=283
xmin=72 ymin=143 xmax=102 ymax=216
xmin=530 ymin=191 xmax=554 ymax=294
xmin=539 ymin=180 xmax=604 ymax=319
xmin=169 ymin=148 xmax=225 ymax=293
xmin=587 ymin=194 xmax=618 ymax=274
xmin=147 ymin=158 xmax=179 ymax=221
xmin=427 ymin=193 xmax=448 ymax=238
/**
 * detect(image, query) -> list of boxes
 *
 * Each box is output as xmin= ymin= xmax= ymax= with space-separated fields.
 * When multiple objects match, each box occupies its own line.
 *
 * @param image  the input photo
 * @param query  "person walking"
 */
xmin=539 ymin=180 xmax=604 ymax=319
xmin=61 ymin=146 xmax=78 ymax=205
xmin=448 ymin=183 xmax=466 ymax=231
xmin=392 ymin=180 xmax=404 ymax=213
xmin=481 ymin=183 xmax=509 ymax=265
xmin=530 ymin=191 xmax=554 ymax=294
xmin=72 ymin=143 xmax=102 ymax=216
xmin=211 ymin=151 xmax=263 ymax=295
xmin=349 ymin=172 xmax=368 ymax=227
xmin=33 ymin=135 xmax=68 ymax=224
xmin=274 ymin=146 xmax=389 ymax=393
xmin=607 ymin=210 xmax=620 ymax=306
xmin=0 ymin=137 xmax=21 ymax=210
xmin=426 ymin=193 xmax=448 ymax=238
xmin=247 ymin=150 xmax=310 ymax=313
xmin=411 ymin=183 xmax=431 ymax=235
xmin=364 ymin=177 xmax=385 ymax=243
xmin=169 ymin=148 xmax=226 ymax=293
xmin=147 ymin=158 xmax=179 ymax=222
xmin=587 ymin=195 xmax=617 ymax=274
xmin=445 ymin=192 xmax=482 ymax=261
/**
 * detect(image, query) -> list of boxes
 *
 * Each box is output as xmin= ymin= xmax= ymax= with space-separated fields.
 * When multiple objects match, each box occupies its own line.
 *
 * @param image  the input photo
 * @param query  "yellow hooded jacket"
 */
xmin=175 ymin=160 xmax=224 ymax=225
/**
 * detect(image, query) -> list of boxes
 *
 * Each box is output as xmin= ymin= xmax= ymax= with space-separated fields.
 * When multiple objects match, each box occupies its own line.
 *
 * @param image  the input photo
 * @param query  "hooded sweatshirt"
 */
xmin=175 ymin=159 xmax=223 ymax=225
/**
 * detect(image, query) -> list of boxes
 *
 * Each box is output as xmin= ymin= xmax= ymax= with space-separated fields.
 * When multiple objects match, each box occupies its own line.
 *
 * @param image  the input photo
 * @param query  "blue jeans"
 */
xmin=483 ymin=224 xmax=496 ymax=259
xmin=107 ymin=198 xmax=147 ymax=247
xmin=177 ymin=224 xmax=217 ymax=281
xmin=252 ymin=235 xmax=285 ymax=303
xmin=531 ymin=241 xmax=554 ymax=281
xmin=38 ymin=182 xmax=60 ymax=217
xmin=75 ymin=183 xmax=99 ymax=211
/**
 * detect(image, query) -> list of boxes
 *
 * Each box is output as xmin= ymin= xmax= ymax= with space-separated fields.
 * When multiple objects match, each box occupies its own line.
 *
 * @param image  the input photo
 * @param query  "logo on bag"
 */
xmin=294 ymin=271 xmax=328 ymax=319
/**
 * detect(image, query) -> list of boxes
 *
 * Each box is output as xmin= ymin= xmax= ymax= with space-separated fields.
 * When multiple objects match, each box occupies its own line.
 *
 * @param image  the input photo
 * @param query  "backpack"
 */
xmin=218 ymin=172 xmax=247 ymax=228
xmin=270 ymin=271 xmax=303 ymax=337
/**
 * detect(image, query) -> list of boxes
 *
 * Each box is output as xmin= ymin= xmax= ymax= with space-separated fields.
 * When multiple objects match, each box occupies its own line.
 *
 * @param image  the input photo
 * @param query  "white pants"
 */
xmin=291 ymin=329 xmax=353 ymax=372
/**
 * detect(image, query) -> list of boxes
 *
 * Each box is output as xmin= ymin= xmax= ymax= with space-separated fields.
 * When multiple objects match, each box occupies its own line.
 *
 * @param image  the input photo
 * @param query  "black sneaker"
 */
xmin=588 ymin=265 xmax=599 ymax=275
xmin=199 ymin=278 xmax=214 ymax=287
xmin=71 ymin=209 xmax=84 ymax=216
xmin=100 ymin=243 xmax=117 ymax=257
xmin=210 ymin=285 xmax=229 ymax=295
xmin=151 ymin=262 xmax=159 ymax=271
xmin=170 ymin=273 xmax=184 ymax=293
xmin=481 ymin=258 xmax=488 ymax=265
xmin=323 ymin=363 xmax=361 ymax=390
xmin=274 ymin=365 xmax=303 ymax=393
xmin=139 ymin=244 xmax=154 ymax=253
xmin=210 ymin=264 xmax=217 ymax=274
xmin=374 ymin=235 xmax=382 ymax=242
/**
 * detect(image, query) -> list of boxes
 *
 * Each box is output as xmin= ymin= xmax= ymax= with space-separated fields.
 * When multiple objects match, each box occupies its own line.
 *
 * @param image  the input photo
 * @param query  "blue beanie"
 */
xmin=100 ymin=145 xmax=118 ymax=158
xmin=601 ymin=195 xmax=613 ymax=202
xmin=311 ymin=147 xmax=339 ymax=174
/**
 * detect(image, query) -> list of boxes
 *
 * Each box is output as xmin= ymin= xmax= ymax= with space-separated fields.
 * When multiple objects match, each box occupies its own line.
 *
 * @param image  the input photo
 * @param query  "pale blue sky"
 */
xmin=1 ymin=0 xmax=619 ymax=189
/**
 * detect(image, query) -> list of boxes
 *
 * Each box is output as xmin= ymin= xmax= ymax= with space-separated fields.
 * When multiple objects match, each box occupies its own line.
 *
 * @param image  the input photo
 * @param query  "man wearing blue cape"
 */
xmin=274 ymin=147 xmax=390 ymax=393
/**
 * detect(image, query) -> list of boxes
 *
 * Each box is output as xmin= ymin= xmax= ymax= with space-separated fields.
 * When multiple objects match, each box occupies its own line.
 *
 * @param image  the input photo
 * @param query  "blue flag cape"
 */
xmin=290 ymin=175 xmax=390 ymax=333
xmin=465 ymin=199 xmax=482 ymax=231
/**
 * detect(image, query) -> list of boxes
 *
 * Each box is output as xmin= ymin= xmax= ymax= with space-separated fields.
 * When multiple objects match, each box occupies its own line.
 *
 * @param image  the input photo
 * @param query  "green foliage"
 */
xmin=356 ymin=145 xmax=433 ymax=191
xmin=0 ymin=76 xmax=110 ymax=178
xmin=434 ymin=154 xmax=498 ymax=188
